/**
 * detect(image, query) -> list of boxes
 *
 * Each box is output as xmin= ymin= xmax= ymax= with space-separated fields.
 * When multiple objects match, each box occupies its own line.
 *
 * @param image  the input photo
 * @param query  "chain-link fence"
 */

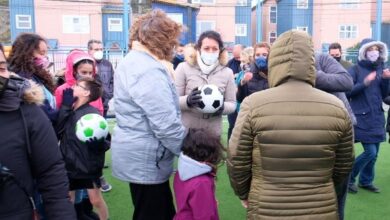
xmin=47 ymin=48 xmax=126 ymax=74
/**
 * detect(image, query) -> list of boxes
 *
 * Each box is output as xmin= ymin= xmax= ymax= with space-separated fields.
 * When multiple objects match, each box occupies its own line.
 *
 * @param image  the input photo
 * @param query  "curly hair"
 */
xmin=240 ymin=47 xmax=254 ymax=65
xmin=7 ymin=33 xmax=55 ymax=92
xmin=182 ymin=128 xmax=224 ymax=166
xmin=129 ymin=9 xmax=182 ymax=61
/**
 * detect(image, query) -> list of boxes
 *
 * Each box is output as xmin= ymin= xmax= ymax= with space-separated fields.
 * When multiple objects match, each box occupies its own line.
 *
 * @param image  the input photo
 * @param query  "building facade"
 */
xmin=6 ymin=0 xmax=198 ymax=49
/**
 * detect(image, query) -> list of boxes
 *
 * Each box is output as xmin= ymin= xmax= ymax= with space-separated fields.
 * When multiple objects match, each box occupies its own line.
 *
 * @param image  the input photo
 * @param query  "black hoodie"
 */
xmin=0 ymin=75 xmax=76 ymax=220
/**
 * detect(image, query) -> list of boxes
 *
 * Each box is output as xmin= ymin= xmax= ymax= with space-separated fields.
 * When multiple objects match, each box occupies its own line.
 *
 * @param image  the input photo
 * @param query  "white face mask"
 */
xmin=366 ymin=50 xmax=380 ymax=62
xmin=93 ymin=51 xmax=104 ymax=60
xmin=200 ymin=51 xmax=219 ymax=66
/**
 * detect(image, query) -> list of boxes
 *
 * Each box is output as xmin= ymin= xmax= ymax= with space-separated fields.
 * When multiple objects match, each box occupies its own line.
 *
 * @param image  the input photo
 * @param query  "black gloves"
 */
xmin=85 ymin=136 xmax=110 ymax=153
xmin=186 ymin=88 xmax=202 ymax=108
xmin=62 ymin=88 xmax=75 ymax=107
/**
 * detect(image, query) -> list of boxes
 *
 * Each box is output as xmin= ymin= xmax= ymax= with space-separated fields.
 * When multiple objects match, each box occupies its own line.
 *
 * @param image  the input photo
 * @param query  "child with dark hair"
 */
xmin=56 ymin=78 xmax=109 ymax=220
xmin=173 ymin=128 xmax=224 ymax=220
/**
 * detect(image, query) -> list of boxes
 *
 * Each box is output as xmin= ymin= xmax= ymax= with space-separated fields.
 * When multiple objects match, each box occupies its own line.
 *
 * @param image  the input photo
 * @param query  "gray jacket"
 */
xmin=112 ymin=50 xmax=186 ymax=184
xmin=315 ymin=53 xmax=357 ymax=125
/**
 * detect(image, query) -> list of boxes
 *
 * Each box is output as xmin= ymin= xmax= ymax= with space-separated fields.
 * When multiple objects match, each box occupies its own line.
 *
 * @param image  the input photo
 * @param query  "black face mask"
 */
xmin=333 ymin=56 xmax=341 ymax=62
xmin=0 ymin=76 xmax=9 ymax=98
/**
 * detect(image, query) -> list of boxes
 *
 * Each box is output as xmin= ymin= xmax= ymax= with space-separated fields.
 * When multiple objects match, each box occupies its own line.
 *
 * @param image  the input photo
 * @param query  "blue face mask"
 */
xmin=176 ymin=54 xmax=184 ymax=61
xmin=255 ymin=56 xmax=267 ymax=70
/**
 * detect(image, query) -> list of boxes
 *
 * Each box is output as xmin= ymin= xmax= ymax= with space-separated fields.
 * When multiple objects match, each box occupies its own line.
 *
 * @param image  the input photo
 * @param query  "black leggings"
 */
xmin=129 ymin=181 xmax=175 ymax=220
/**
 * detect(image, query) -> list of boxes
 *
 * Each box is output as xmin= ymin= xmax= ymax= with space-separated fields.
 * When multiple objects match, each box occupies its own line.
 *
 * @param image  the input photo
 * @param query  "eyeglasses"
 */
xmin=75 ymin=83 xmax=88 ymax=90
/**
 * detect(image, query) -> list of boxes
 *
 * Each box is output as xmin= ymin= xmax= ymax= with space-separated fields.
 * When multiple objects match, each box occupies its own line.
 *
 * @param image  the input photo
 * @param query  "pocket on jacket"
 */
xmin=355 ymin=109 xmax=372 ymax=129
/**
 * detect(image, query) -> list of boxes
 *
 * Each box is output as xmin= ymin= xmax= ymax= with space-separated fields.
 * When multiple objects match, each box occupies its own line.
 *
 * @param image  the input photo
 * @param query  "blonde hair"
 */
xmin=129 ymin=10 xmax=182 ymax=60
xmin=240 ymin=47 xmax=254 ymax=65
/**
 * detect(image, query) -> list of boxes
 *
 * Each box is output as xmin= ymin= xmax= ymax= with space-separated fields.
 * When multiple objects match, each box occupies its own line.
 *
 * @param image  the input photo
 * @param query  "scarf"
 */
xmin=196 ymin=51 xmax=219 ymax=75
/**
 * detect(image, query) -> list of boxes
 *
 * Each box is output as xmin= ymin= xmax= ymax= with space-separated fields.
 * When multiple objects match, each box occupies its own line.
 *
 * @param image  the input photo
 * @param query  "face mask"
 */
xmin=75 ymin=73 xmax=89 ymax=80
xmin=0 ymin=76 xmax=9 ymax=98
xmin=176 ymin=54 xmax=184 ymax=61
xmin=333 ymin=56 xmax=341 ymax=62
xmin=366 ymin=50 xmax=380 ymax=62
xmin=201 ymin=52 xmax=219 ymax=66
xmin=93 ymin=51 xmax=104 ymax=60
xmin=255 ymin=56 xmax=267 ymax=70
xmin=34 ymin=56 xmax=50 ymax=69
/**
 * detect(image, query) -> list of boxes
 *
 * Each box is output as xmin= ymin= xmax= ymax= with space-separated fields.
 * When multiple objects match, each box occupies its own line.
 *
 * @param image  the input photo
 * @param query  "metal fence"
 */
xmin=47 ymin=48 xmax=126 ymax=73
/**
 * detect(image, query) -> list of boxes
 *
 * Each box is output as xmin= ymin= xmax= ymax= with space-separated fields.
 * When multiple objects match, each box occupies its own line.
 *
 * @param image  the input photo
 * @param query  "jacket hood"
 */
xmin=0 ymin=74 xmax=44 ymax=111
xmin=184 ymin=45 xmax=229 ymax=67
xmin=65 ymin=50 xmax=96 ymax=85
xmin=358 ymin=38 xmax=388 ymax=62
xmin=177 ymin=152 xmax=212 ymax=181
xmin=268 ymin=30 xmax=316 ymax=88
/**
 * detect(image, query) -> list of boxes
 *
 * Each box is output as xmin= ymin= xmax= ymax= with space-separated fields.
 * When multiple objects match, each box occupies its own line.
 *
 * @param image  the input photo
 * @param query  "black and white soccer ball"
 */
xmin=196 ymin=84 xmax=224 ymax=114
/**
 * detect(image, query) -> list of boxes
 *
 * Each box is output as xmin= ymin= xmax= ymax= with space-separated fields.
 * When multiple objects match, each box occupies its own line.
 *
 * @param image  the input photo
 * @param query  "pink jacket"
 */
xmin=173 ymin=153 xmax=219 ymax=220
xmin=55 ymin=50 xmax=104 ymax=115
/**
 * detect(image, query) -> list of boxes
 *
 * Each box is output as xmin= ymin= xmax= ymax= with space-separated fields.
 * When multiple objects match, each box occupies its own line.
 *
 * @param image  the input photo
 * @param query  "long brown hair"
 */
xmin=7 ymin=33 xmax=55 ymax=92
xmin=129 ymin=9 xmax=182 ymax=61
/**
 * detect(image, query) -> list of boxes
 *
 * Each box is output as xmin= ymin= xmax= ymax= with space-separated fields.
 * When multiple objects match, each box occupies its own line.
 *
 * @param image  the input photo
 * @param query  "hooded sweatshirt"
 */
xmin=173 ymin=153 xmax=219 ymax=220
xmin=0 ymin=75 xmax=76 ymax=219
xmin=228 ymin=30 xmax=354 ymax=220
xmin=55 ymin=50 xmax=104 ymax=115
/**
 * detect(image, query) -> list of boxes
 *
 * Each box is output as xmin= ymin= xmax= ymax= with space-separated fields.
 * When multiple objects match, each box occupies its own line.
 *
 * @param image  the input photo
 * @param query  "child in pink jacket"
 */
xmin=173 ymin=129 xmax=224 ymax=220
xmin=55 ymin=50 xmax=104 ymax=115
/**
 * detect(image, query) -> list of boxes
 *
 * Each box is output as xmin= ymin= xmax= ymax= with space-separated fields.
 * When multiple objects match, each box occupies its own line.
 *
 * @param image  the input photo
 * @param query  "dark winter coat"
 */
xmin=347 ymin=38 xmax=389 ymax=143
xmin=96 ymin=59 xmax=114 ymax=112
xmin=227 ymin=58 xmax=242 ymax=74
xmin=315 ymin=53 xmax=356 ymax=125
xmin=236 ymin=63 xmax=268 ymax=103
xmin=0 ymin=75 xmax=75 ymax=220
xmin=57 ymin=103 xmax=109 ymax=180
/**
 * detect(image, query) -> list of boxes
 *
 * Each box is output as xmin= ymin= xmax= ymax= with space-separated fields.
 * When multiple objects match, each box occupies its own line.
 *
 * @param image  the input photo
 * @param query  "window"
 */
xmin=235 ymin=24 xmax=247 ymax=37
xmin=269 ymin=31 xmax=277 ymax=44
xmin=196 ymin=21 xmax=216 ymax=39
xmin=167 ymin=13 xmax=183 ymax=25
xmin=339 ymin=25 xmax=357 ymax=39
xmin=192 ymin=0 xmax=215 ymax=4
xmin=237 ymin=0 xmax=248 ymax=6
xmin=297 ymin=0 xmax=308 ymax=9
xmin=108 ymin=18 xmax=123 ymax=32
xmin=15 ymin=15 xmax=32 ymax=29
xmin=340 ymin=0 xmax=359 ymax=9
xmin=63 ymin=15 xmax=90 ymax=34
xmin=270 ymin=6 xmax=277 ymax=24
xmin=296 ymin=26 xmax=308 ymax=32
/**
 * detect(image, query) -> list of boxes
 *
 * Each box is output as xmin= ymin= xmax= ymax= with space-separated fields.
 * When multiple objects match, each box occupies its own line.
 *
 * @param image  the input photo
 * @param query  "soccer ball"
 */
xmin=196 ymin=84 xmax=224 ymax=114
xmin=75 ymin=113 xmax=109 ymax=142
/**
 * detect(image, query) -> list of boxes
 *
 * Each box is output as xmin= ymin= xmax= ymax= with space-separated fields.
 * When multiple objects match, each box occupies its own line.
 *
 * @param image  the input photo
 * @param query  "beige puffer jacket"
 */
xmin=174 ymin=46 xmax=236 ymax=136
xmin=227 ymin=30 xmax=354 ymax=220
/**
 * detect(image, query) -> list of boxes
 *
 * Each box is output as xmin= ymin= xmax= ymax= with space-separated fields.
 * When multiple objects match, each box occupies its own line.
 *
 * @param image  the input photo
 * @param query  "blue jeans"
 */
xmin=350 ymin=143 xmax=380 ymax=186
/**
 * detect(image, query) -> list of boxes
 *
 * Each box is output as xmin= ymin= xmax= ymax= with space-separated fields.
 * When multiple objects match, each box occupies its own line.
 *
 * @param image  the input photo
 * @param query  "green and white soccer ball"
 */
xmin=75 ymin=113 xmax=109 ymax=142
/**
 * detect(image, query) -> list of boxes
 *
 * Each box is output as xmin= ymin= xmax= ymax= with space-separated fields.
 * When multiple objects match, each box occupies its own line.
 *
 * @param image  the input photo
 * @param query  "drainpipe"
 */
xmin=123 ymin=0 xmax=130 ymax=52
xmin=375 ymin=0 xmax=382 ymax=41
xmin=256 ymin=0 xmax=264 ymax=43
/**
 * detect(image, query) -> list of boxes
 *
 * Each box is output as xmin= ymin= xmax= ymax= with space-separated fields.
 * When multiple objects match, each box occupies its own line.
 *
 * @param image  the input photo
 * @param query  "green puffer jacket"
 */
xmin=227 ymin=30 xmax=354 ymax=220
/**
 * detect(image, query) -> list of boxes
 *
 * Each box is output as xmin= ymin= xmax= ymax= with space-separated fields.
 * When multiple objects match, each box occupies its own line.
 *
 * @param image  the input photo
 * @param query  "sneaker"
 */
xmin=348 ymin=184 xmax=358 ymax=194
xmin=100 ymin=177 xmax=112 ymax=192
xmin=358 ymin=184 xmax=380 ymax=193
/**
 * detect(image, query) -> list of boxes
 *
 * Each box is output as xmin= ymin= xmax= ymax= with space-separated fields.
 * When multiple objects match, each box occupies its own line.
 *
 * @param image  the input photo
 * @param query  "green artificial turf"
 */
xmin=103 ymin=119 xmax=390 ymax=220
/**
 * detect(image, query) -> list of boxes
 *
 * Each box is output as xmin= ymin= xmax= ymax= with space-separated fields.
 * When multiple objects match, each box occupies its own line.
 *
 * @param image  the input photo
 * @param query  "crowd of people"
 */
xmin=1 ymin=8 xmax=390 ymax=220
